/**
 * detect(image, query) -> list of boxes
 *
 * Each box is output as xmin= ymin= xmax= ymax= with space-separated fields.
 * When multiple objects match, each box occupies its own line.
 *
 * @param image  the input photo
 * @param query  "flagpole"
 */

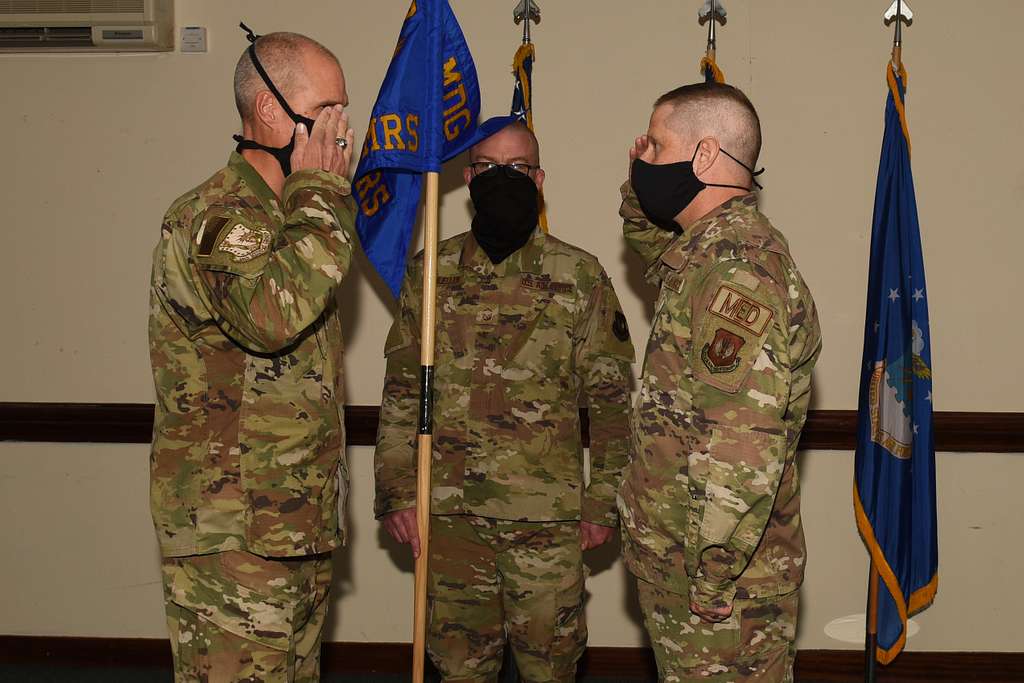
xmin=412 ymin=171 xmax=440 ymax=683
xmin=865 ymin=562 xmax=880 ymax=682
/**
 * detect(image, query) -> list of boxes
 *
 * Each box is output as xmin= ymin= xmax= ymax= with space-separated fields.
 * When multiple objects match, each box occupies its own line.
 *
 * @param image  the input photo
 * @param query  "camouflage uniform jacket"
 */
xmin=616 ymin=182 xmax=822 ymax=610
xmin=375 ymin=229 xmax=634 ymax=526
xmin=149 ymin=151 xmax=357 ymax=559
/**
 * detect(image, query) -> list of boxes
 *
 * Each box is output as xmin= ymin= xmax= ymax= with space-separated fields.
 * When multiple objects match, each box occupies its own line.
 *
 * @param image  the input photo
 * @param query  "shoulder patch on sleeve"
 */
xmin=707 ymin=285 xmax=774 ymax=336
xmin=196 ymin=215 xmax=230 ymax=257
xmin=216 ymin=223 xmax=272 ymax=263
xmin=194 ymin=211 xmax=273 ymax=269
xmin=693 ymin=280 xmax=779 ymax=394
xmin=701 ymin=328 xmax=745 ymax=373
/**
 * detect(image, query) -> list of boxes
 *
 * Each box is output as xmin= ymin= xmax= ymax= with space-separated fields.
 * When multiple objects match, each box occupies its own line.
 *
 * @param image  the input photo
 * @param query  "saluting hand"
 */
xmin=291 ymin=104 xmax=355 ymax=180
xmin=628 ymin=134 xmax=656 ymax=176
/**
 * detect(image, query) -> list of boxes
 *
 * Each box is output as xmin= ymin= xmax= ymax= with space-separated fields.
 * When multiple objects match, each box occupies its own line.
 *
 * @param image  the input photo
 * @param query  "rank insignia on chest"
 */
xmin=702 ymin=328 xmax=745 ymax=373
xmin=218 ymin=224 xmax=272 ymax=262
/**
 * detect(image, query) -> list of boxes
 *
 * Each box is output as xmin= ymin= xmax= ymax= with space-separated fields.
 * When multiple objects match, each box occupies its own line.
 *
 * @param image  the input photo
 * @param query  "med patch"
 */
xmin=693 ymin=281 xmax=778 ymax=394
xmin=708 ymin=285 xmax=773 ymax=335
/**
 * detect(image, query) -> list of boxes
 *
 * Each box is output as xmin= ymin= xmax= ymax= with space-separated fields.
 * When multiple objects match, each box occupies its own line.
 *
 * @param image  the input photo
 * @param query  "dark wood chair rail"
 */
xmin=0 ymin=403 xmax=1020 ymax=452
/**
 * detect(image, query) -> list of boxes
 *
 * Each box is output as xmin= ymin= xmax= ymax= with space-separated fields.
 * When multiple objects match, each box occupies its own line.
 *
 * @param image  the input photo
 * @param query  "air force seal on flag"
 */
xmin=868 ymin=320 xmax=932 ymax=460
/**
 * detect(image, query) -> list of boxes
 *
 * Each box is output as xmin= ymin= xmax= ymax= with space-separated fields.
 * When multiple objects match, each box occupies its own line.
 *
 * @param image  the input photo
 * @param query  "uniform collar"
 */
xmin=459 ymin=226 xmax=546 ymax=276
xmin=227 ymin=151 xmax=281 ymax=217
xmin=660 ymin=193 xmax=759 ymax=271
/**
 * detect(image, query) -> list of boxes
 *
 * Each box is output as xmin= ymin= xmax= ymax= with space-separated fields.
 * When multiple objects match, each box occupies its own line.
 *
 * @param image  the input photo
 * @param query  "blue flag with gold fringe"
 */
xmin=854 ymin=63 xmax=938 ymax=665
xmin=353 ymin=0 xmax=515 ymax=297
xmin=509 ymin=40 xmax=548 ymax=232
xmin=511 ymin=42 xmax=535 ymax=128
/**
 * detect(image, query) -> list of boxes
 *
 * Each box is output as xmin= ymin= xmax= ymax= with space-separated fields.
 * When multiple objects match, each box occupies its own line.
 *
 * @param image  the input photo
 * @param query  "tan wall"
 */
xmin=1 ymin=0 xmax=1021 ymax=652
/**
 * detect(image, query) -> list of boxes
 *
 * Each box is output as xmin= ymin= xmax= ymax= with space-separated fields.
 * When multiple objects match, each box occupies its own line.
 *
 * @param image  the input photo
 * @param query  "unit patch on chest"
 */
xmin=708 ymin=285 xmax=773 ymax=335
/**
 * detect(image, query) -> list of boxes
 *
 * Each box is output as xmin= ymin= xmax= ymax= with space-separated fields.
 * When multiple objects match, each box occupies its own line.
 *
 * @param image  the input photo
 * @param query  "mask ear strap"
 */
xmin=692 ymin=140 xmax=760 ymax=192
xmin=720 ymin=148 xmax=765 ymax=190
xmin=749 ymin=167 xmax=765 ymax=190
xmin=238 ymin=22 xmax=304 ymax=123
xmin=239 ymin=22 xmax=259 ymax=43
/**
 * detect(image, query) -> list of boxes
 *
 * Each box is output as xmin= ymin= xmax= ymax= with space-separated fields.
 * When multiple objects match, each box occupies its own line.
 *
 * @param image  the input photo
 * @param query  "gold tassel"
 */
xmin=699 ymin=55 xmax=726 ymax=83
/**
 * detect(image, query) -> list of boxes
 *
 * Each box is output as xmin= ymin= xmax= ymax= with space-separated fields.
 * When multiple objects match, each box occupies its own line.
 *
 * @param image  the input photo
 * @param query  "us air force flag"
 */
xmin=353 ymin=0 xmax=516 ymax=297
xmin=510 ymin=40 xmax=548 ymax=232
xmin=854 ymin=63 xmax=938 ymax=665
xmin=511 ymin=42 xmax=535 ymax=129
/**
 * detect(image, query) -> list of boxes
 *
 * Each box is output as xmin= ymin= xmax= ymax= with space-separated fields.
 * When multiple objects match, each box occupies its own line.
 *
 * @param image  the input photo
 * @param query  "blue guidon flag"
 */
xmin=352 ymin=0 xmax=516 ymax=297
xmin=854 ymin=62 xmax=938 ymax=665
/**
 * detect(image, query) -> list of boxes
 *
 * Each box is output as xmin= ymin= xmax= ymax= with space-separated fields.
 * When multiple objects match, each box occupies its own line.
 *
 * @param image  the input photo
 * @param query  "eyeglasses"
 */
xmin=468 ymin=161 xmax=540 ymax=178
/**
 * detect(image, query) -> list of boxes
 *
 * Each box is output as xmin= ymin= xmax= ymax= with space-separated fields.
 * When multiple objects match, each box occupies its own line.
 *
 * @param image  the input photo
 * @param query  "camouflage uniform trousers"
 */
xmin=161 ymin=549 xmax=333 ymax=683
xmin=427 ymin=515 xmax=587 ymax=683
xmin=636 ymin=577 xmax=799 ymax=683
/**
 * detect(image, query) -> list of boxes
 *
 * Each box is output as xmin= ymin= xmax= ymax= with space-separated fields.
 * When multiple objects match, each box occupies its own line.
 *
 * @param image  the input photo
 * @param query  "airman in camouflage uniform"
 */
xmin=375 ymin=123 xmax=634 ymax=683
xmin=617 ymin=83 xmax=822 ymax=682
xmin=149 ymin=32 xmax=357 ymax=682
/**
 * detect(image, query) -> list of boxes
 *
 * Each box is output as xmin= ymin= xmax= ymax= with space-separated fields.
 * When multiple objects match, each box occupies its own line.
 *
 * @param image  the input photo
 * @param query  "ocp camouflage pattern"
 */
xmin=149 ymin=152 xmax=358 ymax=558
xmin=637 ymin=576 xmax=799 ymax=682
xmin=427 ymin=515 xmax=586 ymax=682
xmin=375 ymin=229 xmax=635 ymax=526
xmin=616 ymin=181 xmax=822 ymax=611
xmin=162 ymin=549 xmax=332 ymax=682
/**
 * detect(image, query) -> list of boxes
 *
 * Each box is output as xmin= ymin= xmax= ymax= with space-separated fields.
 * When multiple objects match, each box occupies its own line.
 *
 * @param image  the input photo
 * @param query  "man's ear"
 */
xmin=254 ymin=90 xmax=281 ymax=130
xmin=693 ymin=137 xmax=721 ymax=176
xmin=533 ymin=168 xmax=545 ymax=193
xmin=463 ymin=165 xmax=473 ymax=186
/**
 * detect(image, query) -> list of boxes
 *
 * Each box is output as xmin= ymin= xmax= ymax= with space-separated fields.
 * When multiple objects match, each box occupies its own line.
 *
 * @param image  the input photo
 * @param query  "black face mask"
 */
xmin=232 ymin=23 xmax=316 ymax=177
xmin=631 ymin=143 xmax=763 ymax=231
xmin=469 ymin=166 xmax=540 ymax=265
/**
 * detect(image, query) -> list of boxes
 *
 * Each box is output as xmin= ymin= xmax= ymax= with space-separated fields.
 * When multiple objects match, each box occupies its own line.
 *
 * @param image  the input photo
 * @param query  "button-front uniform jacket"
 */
xmin=375 ymin=229 xmax=635 ymax=527
xmin=616 ymin=182 xmax=822 ymax=611
xmin=149 ymin=152 xmax=357 ymax=558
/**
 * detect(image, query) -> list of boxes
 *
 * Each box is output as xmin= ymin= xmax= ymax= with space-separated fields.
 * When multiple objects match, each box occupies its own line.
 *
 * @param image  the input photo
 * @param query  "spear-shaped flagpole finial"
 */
xmin=883 ymin=0 xmax=913 ymax=71
xmin=514 ymin=0 xmax=541 ymax=44
xmin=698 ymin=0 xmax=727 ymax=56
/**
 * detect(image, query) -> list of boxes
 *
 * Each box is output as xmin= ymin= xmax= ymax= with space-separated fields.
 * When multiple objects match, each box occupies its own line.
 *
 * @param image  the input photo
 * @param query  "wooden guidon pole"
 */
xmin=412 ymin=171 xmax=440 ymax=683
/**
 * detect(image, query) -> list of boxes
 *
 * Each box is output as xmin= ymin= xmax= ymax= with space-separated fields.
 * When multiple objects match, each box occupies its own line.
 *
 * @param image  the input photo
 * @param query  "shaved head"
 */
xmin=233 ymin=32 xmax=340 ymax=122
xmin=464 ymin=121 xmax=545 ymax=192
xmin=470 ymin=121 xmax=540 ymax=165
xmin=654 ymin=82 xmax=761 ymax=168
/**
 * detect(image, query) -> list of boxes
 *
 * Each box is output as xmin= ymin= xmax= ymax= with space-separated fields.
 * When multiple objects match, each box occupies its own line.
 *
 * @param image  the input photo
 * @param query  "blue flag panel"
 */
xmin=352 ymin=0 xmax=516 ymax=296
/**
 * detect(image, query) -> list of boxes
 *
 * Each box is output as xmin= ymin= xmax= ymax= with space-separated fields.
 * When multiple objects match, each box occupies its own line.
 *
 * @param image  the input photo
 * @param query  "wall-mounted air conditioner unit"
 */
xmin=0 ymin=0 xmax=173 ymax=52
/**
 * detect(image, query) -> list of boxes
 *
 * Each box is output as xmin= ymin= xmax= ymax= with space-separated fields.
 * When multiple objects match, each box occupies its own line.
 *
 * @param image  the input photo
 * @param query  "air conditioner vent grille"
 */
xmin=0 ymin=24 xmax=90 ymax=46
xmin=0 ymin=0 xmax=145 ymax=14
